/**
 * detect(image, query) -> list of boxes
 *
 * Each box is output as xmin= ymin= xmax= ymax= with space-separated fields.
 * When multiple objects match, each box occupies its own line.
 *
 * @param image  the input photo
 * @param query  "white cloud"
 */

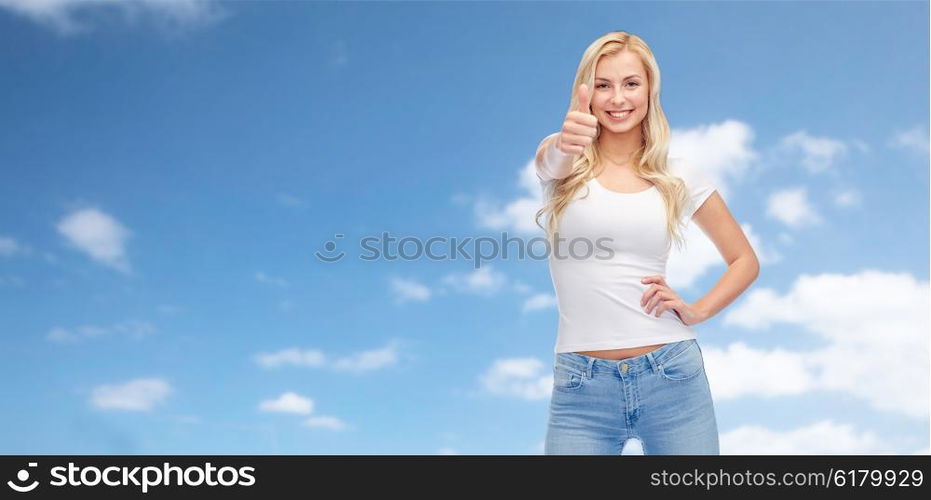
xmin=437 ymin=446 xmax=458 ymax=455
xmin=766 ymin=187 xmax=823 ymax=228
xmin=46 ymin=320 xmax=156 ymax=343
xmin=255 ymin=341 xmax=404 ymax=374
xmin=257 ymin=394 xmax=349 ymax=433
xmin=437 ymin=266 xmax=548 ymax=314
xmin=711 ymin=270 xmax=929 ymax=419
xmin=850 ymin=139 xmax=871 ymax=153
xmin=522 ymin=293 xmax=557 ymax=313
xmin=329 ymin=340 xmax=402 ymax=374
xmin=702 ymin=342 xmax=815 ymax=399
xmin=389 ymin=277 xmax=431 ymax=303
xmin=254 ymin=348 xmax=326 ymax=369
xmin=888 ymin=124 xmax=929 ymax=154
xmin=47 ymin=327 xmax=79 ymax=343
xmin=441 ymin=265 xmax=508 ymax=296
xmin=0 ymin=236 xmax=27 ymax=256
xmin=170 ymin=414 xmax=200 ymax=424
xmin=259 ymin=394 xmax=350 ymax=430
xmin=259 ymin=392 xmax=313 ymax=415
xmin=156 ymin=304 xmax=185 ymax=315
xmin=720 ymin=420 xmax=890 ymax=454
xmin=91 ymin=377 xmax=172 ymax=411
xmin=473 ymin=162 xmax=543 ymax=235
xmin=668 ymin=119 xmax=758 ymax=195
xmin=511 ymin=281 xmax=533 ymax=294
xmin=777 ymin=130 xmax=849 ymax=174
xmin=0 ymin=275 xmax=25 ymax=287
xmin=56 ymin=207 xmax=132 ymax=273
xmin=832 ymin=188 xmax=862 ymax=208
xmin=478 ymin=357 xmax=552 ymax=401
xmin=276 ymin=193 xmax=306 ymax=207
xmin=255 ymin=271 xmax=288 ymax=288
xmin=302 ymin=415 xmax=349 ymax=431
xmin=665 ymin=221 xmax=723 ymax=290
xmin=330 ymin=39 xmax=349 ymax=67
xmin=741 ymin=223 xmax=782 ymax=265
xmin=0 ymin=0 xmax=225 ymax=36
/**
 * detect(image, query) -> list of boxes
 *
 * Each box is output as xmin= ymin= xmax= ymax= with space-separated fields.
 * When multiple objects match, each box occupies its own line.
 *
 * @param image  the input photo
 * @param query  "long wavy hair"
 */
xmin=534 ymin=31 xmax=693 ymax=252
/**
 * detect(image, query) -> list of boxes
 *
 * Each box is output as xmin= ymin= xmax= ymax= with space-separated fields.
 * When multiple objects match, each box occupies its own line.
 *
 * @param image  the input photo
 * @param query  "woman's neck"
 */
xmin=597 ymin=130 xmax=642 ymax=168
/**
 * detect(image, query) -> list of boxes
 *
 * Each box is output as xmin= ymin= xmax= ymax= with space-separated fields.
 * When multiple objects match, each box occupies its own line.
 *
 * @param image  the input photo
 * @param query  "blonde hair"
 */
xmin=534 ymin=31 xmax=693 ymax=253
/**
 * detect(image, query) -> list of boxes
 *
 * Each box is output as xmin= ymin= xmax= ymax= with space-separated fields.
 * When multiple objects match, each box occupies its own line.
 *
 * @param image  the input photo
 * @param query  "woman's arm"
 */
xmin=535 ymin=132 xmax=574 ymax=181
xmin=690 ymin=192 xmax=761 ymax=321
xmin=536 ymin=85 xmax=597 ymax=182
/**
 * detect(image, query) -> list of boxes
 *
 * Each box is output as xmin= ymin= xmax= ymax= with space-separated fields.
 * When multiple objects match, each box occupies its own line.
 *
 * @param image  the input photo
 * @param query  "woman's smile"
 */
xmin=606 ymin=109 xmax=633 ymax=121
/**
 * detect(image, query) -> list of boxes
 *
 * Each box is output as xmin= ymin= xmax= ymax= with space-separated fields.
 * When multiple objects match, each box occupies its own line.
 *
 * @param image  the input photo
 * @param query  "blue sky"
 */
xmin=0 ymin=0 xmax=928 ymax=455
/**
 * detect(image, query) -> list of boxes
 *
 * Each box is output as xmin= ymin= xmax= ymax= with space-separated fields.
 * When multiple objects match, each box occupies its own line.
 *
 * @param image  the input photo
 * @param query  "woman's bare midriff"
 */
xmin=575 ymin=343 xmax=667 ymax=360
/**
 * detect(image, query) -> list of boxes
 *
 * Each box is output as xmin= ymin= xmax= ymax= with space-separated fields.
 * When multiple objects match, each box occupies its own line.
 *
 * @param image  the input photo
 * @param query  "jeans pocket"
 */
xmin=553 ymin=363 xmax=585 ymax=390
xmin=658 ymin=341 xmax=704 ymax=381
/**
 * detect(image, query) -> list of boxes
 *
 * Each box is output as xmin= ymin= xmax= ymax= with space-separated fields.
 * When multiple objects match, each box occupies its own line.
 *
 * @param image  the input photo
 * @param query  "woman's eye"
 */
xmin=596 ymin=82 xmax=639 ymax=89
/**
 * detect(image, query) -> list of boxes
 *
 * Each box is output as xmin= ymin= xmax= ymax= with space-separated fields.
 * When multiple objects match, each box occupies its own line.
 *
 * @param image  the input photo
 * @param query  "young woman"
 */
xmin=535 ymin=31 xmax=759 ymax=455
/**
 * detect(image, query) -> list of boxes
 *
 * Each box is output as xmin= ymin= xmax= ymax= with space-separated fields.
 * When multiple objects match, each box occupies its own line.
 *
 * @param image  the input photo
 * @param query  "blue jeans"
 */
xmin=544 ymin=339 xmax=719 ymax=455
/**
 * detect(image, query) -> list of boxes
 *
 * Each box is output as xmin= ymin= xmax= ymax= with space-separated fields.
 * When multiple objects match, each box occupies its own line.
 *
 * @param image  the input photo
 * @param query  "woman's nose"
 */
xmin=611 ymin=88 xmax=626 ymax=104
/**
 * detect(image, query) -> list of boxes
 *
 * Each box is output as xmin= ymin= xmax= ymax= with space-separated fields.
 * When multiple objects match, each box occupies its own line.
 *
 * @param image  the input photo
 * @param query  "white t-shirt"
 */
xmin=535 ymin=133 xmax=717 ymax=353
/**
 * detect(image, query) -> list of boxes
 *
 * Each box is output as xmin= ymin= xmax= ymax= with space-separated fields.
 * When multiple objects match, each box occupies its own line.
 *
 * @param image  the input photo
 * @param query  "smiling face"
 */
xmin=592 ymin=50 xmax=650 ymax=135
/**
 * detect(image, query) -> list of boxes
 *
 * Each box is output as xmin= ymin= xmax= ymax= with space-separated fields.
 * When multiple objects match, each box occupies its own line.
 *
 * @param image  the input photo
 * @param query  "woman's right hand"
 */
xmin=556 ymin=83 xmax=599 ymax=155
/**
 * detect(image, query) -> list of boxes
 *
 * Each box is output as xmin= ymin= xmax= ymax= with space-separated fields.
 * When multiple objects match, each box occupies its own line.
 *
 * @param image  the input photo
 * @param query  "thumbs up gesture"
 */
xmin=556 ymin=83 xmax=599 ymax=155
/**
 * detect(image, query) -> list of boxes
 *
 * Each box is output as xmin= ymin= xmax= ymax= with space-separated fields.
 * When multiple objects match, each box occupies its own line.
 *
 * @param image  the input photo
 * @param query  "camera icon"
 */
xmin=7 ymin=462 xmax=39 ymax=492
xmin=314 ymin=233 xmax=345 ymax=262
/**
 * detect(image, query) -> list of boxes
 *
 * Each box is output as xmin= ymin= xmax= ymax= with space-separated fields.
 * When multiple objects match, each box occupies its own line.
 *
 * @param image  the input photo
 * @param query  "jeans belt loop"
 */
xmin=646 ymin=351 xmax=659 ymax=373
